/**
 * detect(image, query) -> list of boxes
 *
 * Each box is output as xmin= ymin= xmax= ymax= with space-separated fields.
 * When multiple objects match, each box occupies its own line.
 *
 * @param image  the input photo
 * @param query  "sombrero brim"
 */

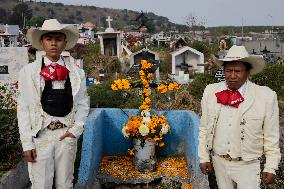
xmin=216 ymin=55 xmax=265 ymax=75
xmin=26 ymin=25 xmax=79 ymax=50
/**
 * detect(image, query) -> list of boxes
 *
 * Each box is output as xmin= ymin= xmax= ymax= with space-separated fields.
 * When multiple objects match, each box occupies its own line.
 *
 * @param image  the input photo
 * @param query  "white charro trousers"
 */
xmin=28 ymin=127 xmax=77 ymax=189
xmin=212 ymin=154 xmax=261 ymax=189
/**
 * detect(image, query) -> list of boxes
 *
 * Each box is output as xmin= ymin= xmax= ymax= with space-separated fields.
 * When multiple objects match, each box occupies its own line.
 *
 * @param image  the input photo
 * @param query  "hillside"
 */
xmin=0 ymin=0 xmax=187 ymax=33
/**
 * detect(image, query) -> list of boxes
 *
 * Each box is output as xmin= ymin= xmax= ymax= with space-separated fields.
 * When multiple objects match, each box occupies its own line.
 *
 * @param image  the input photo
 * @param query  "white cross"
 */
xmin=106 ymin=16 xmax=113 ymax=28
xmin=4 ymin=24 xmax=9 ymax=35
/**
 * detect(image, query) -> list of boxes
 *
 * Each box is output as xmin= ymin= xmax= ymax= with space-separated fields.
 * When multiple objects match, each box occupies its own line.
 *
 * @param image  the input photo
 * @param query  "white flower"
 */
xmin=142 ymin=116 xmax=151 ymax=123
xmin=139 ymin=124 xmax=150 ymax=136
xmin=161 ymin=123 xmax=169 ymax=134
xmin=141 ymin=110 xmax=151 ymax=117
xmin=122 ymin=126 xmax=129 ymax=138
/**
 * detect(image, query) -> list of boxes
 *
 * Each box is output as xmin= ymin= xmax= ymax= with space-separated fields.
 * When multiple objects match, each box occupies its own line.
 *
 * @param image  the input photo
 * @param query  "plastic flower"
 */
xmin=139 ymin=124 xmax=150 ymax=136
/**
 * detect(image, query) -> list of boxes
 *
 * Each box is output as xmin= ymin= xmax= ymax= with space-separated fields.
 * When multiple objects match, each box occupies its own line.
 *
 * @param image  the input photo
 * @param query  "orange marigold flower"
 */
xmin=157 ymin=84 xmax=167 ymax=93
xmin=141 ymin=60 xmax=152 ymax=69
xmin=147 ymin=73 xmax=153 ymax=79
xmin=139 ymin=70 xmax=145 ymax=76
xmin=143 ymin=88 xmax=151 ymax=96
xmin=111 ymin=84 xmax=118 ymax=90
xmin=159 ymin=141 xmax=165 ymax=147
xmin=144 ymin=97 xmax=151 ymax=104
xmin=117 ymin=83 xmax=123 ymax=90
xmin=168 ymin=83 xmax=176 ymax=90
xmin=139 ymin=104 xmax=150 ymax=110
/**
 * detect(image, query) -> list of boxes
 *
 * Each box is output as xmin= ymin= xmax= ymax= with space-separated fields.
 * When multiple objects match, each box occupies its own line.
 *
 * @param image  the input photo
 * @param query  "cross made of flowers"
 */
xmin=111 ymin=59 xmax=179 ymax=147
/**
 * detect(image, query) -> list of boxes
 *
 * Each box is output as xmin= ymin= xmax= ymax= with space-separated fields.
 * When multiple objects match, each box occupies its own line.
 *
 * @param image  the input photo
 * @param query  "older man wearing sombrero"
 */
xmin=198 ymin=45 xmax=281 ymax=189
xmin=17 ymin=19 xmax=89 ymax=188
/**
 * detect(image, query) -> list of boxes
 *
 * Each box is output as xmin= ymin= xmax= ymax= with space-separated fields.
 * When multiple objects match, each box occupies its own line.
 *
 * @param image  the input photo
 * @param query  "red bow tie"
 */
xmin=40 ymin=64 xmax=69 ymax=81
xmin=215 ymin=89 xmax=244 ymax=108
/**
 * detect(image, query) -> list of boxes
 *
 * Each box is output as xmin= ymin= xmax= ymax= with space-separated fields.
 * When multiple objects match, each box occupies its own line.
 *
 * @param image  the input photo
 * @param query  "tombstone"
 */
xmin=97 ymin=16 xmax=122 ymax=58
xmin=0 ymin=24 xmax=19 ymax=47
xmin=129 ymin=48 xmax=160 ymax=80
xmin=214 ymin=68 xmax=225 ymax=81
xmin=170 ymin=37 xmax=187 ymax=50
xmin=120 ymin=44 xmax=132 ymax=73
xmin=0 ymin=47 xmax=28 ymax=83
xmin=75 ymin=108 xmax=209 ymax=189
xmin=171 ymin=46 xmax=204 ymax=83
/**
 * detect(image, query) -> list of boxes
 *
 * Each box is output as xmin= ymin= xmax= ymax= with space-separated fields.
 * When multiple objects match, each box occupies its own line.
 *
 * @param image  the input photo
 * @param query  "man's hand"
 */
xmin=262 ymin=172 xmax=275 ymax=185
xmin=200 ymin=162 xmax=213 ymax=175
xmin=59 ymin=131 xmax=76 ymax=141
xmin=23 ymin=149 xmax=37 ymax=162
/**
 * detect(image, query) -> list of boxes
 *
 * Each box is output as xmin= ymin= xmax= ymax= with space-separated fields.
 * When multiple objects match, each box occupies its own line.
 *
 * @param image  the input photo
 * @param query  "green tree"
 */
xmin=27 ymin=16 xmax=45 ymax=27
xmin=8 ymin=3 xmax=32 ymax=28
xmin=0 ymin=8 xmax=7 ymax=23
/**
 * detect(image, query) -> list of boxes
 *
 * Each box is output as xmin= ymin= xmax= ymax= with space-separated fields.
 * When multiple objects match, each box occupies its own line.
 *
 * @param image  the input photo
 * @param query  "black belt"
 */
xmin=47 ymin=121 xmax=67 ymax=130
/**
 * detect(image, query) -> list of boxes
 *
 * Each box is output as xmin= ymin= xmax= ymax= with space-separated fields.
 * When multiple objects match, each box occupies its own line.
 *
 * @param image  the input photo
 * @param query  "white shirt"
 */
xmin=213 ymin=81 xmax=247 ymax=158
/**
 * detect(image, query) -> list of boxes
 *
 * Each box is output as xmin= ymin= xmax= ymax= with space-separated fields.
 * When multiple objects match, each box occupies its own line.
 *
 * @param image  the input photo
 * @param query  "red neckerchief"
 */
xmin=40 ymin=64 xmax=69 ymax=81
xmin=215 ymin=89 xmax=244 ymax=108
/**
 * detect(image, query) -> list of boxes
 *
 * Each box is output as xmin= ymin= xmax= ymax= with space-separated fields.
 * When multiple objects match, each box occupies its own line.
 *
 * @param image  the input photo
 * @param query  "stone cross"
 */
xmin=106 ymin=16 xmax=113 ymax=28
xmin=4 ymin=24 xmax=9 ymax=35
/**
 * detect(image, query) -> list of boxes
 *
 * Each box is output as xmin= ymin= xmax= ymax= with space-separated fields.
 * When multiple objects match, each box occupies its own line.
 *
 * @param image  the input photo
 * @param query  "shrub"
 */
xmin=88 ymin=80 xmax=127 ymax=108
xmin=187 ymin=73 xmax=218 ymax=101
xmin=251 ymin=64 xmax=284 ymax=98
xmin=0 ymin=82 xmax=19 ymax=147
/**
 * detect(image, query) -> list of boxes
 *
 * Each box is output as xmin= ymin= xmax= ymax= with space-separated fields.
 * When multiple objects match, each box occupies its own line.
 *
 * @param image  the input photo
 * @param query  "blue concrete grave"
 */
xmin=75 ymin=108 xmax=209 ymax=188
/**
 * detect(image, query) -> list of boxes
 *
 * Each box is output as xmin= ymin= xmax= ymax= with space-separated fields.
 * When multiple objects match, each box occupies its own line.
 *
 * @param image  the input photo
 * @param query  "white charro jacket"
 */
xmin=198 ymin=81 xmax=281 ymax=174
xmin=17 ymin=57 xmax=90 ymax=151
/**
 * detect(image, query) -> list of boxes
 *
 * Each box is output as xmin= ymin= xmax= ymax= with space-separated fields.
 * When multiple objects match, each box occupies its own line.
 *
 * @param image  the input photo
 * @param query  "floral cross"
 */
xmin=111 ymin=59 xmax=179 ymax=147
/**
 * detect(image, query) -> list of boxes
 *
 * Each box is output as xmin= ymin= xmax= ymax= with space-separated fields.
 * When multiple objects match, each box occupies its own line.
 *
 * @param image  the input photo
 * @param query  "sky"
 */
xmin=39 ymin=0 xmax=284 ymax=27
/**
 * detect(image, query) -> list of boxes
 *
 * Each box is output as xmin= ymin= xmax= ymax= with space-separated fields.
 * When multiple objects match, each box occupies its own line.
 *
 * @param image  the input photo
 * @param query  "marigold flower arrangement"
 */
xmin=112 ymin=59 xmax=179 ymax=147
xmin=0 ymin=82 xmax=18 ymax=111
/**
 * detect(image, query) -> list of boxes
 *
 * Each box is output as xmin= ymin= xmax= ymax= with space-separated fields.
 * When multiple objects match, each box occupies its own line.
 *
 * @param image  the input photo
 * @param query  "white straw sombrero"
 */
xmin=217 ymin=45 xmax=266 ymax=75
xmin=26 ymin=19 xmax=79 ymax=50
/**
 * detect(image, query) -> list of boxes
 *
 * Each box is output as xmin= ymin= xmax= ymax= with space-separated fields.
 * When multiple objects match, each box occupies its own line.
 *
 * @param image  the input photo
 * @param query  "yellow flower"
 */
xmin=143 ymin=88 xmax=151 ymax=96
xmin=141 ymin=59 xmax=152 ymax=69
xmin=144 ymin=97 xmax=151 ymax=104
xmin=157 ymin=84 xmax=167 ymax=93
xmin=139 ymin=104 xmax=150 ymax=110
xmin=139 ymin=70 xmax=145 ymax=76
xmin=114 ymin=79 xmax=121 ymax=85
xmin=147 ymin=73 xmax=153 ymax=79
xmin=168 ymin=83 xmax=176 ymax=90
xmin=111 ymin=84 xmax=118 ymax=90
xmin=117 ymin=83 xmax=123 ymax=90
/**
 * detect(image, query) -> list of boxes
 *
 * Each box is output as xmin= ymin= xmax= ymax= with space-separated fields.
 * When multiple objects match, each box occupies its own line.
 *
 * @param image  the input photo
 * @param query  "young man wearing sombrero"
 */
xmin=198 ymin=45 xmax=280 ymax=189
xmin=17 ymin=19 xmax=89 ymax=188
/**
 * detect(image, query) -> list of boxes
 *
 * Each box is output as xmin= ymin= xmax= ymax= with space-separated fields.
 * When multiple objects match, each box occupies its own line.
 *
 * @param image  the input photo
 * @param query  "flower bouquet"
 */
xmin=111 ymin=59 xmax=179 ymax=172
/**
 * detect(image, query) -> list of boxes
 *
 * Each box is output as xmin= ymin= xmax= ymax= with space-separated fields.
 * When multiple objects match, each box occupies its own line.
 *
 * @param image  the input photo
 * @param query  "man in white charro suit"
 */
xmin=17 ymin=19 xmax=89 ymax=188
xmin=198 ymin=45 xmax=281 ymax=189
